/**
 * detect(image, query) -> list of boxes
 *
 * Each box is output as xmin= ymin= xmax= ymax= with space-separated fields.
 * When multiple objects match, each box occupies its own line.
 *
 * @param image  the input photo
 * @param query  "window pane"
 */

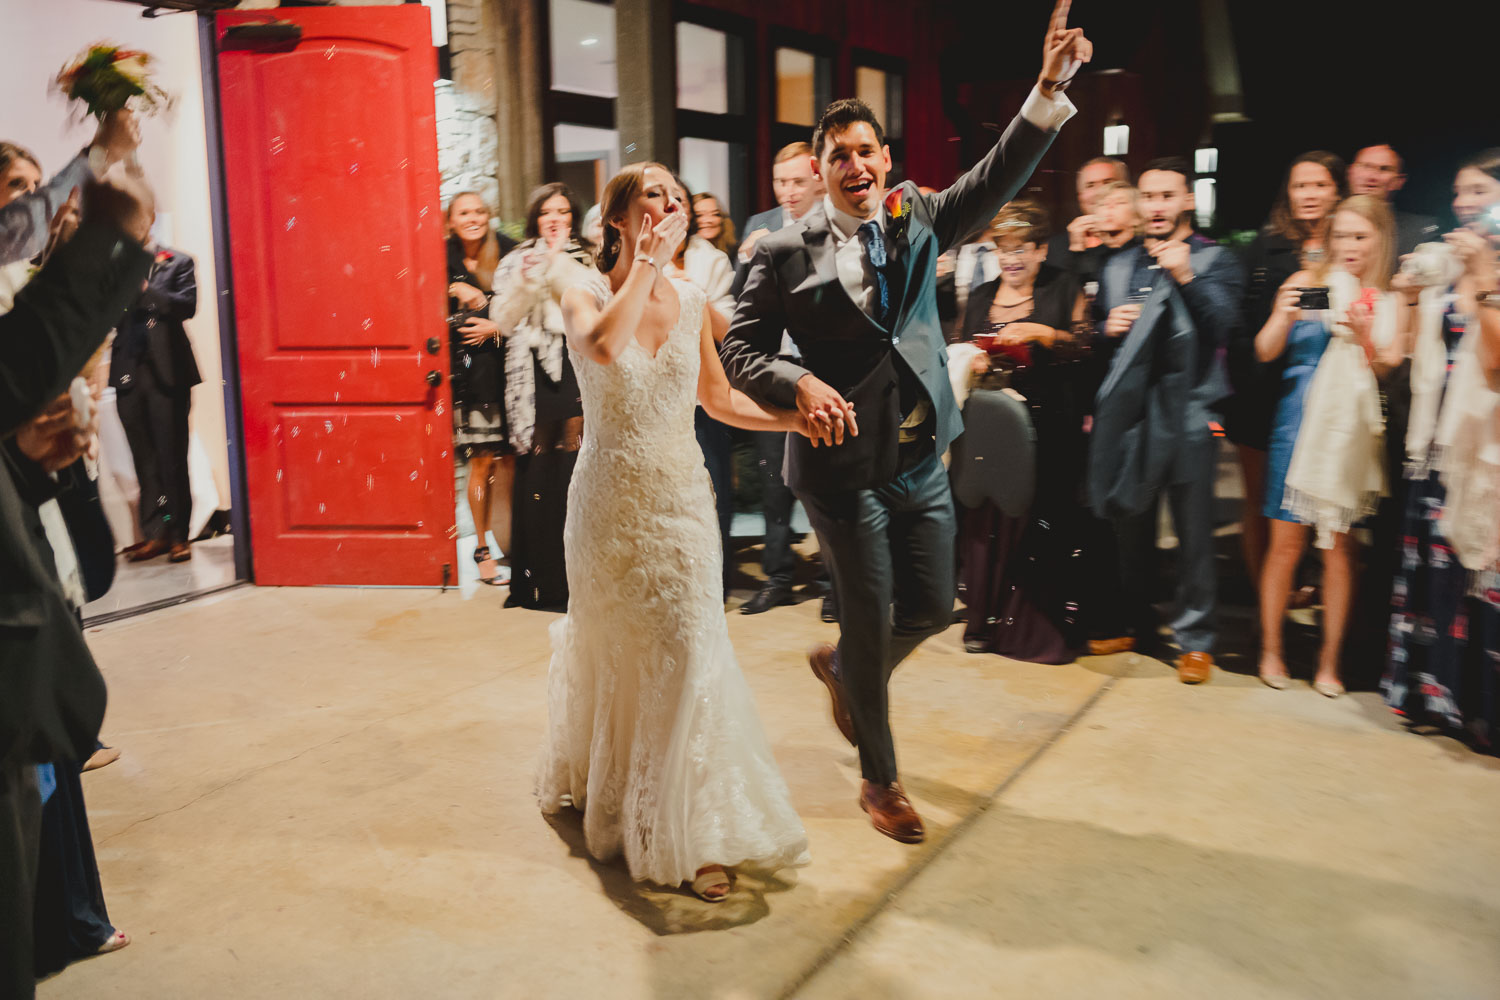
xmin=776 ymin=48 xmax=817 ymax=127
xmin=550 ymin=0 xmax=616 ymax=98
xmin=677 ymin=22 xmax=727 ymax=114
xmin=855 ymin=67 xmax=886 ymax=127
xmin=678 ymin=137 xmax=745 ymax=232
xmin=554 ymin=123 xmax=619 ymax=208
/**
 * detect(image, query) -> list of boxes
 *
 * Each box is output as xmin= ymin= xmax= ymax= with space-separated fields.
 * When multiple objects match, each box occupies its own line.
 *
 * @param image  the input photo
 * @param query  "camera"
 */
xmin=1296 ymin=286 xmax=1330 ymax=311
xmin=1401 ymin=242 xmax=1464 ymax=288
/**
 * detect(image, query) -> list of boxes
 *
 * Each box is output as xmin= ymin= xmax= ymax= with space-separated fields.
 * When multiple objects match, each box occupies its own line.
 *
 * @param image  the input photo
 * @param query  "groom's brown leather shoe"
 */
xmin=1177 ymin=651 xmax=1213 ymax=685
xmin=808 ymin=644 xmax=856 ymax=746
xmin=860 ymin=781 xmax=925 ymax=844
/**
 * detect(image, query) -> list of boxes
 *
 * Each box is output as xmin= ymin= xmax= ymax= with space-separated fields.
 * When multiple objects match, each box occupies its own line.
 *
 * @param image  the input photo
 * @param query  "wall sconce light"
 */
xmin=1194 ymin=177 xmax=1217 ymax=229
xmin=1103 ymin=124 xmax=1129 ymax=156
xmin=1195 ymin=147 xmax=1219 ymax=175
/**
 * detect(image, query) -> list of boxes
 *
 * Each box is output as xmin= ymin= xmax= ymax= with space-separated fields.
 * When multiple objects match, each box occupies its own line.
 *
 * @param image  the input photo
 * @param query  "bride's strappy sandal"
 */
xmin=690 ymin=865 xmax=731 ymax=902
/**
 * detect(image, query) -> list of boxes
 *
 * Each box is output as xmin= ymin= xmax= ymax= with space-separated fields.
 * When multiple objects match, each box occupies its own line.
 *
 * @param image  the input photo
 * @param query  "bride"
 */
xmin=537 ymin=162 xmax=813 ymax=901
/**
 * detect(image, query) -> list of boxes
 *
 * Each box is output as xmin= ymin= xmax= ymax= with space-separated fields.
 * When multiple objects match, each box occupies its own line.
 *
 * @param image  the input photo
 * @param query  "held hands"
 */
xmin=794 ymin=374 xmax=859 ymax=447
xmin=1104 ymin=304 xmax=1141 ymax=337
xmin=1040 ymin=0 xmax=1092 ymax=93
xmin=637 ymin=210 xmax=689 ymax=273
xmin=1147 ymin=239 xmax=1193 ymax=284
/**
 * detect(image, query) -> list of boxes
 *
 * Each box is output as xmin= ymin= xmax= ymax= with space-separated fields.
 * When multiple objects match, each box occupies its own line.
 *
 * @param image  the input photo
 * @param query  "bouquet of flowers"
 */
xmin=54 ymin=43 xmax=170 ymax=119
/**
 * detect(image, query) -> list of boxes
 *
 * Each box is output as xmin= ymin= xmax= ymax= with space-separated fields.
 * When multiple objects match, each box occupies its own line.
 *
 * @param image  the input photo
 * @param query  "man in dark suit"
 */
xmin=1090 ymin=161 xmax=1243 ymax=683
xmin=732 ymin=143 xmax=837 ymax=618
xmin=723 ymin=3 xmax=1090 ymax=843
xmin=1 ymin=168 xmax=154 ymax=1000
xmin=111 ymin=244 xmax=200 ymax=563
xmin=1349 ymin=144 xmax=1440 ymax=265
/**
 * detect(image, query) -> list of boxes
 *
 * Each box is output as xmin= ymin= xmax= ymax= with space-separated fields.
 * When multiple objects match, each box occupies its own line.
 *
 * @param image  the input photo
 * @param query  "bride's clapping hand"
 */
xmin=637 ymin=208 xmax=689 ymax=271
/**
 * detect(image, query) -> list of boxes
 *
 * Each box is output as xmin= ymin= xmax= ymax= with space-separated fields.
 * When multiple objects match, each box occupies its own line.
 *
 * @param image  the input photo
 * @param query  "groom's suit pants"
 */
xmin=798 ymin=447 xmax=956 ymax=785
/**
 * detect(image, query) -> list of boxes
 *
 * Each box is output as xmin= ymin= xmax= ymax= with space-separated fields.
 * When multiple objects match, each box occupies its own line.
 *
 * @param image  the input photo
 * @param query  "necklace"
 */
xmin=992 ymin=294 xmax=1034 ymax=309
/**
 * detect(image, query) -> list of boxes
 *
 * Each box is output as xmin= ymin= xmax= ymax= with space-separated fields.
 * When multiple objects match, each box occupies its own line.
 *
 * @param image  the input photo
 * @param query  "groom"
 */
xmin=722 ymin=2 xmax=1090 ymax=843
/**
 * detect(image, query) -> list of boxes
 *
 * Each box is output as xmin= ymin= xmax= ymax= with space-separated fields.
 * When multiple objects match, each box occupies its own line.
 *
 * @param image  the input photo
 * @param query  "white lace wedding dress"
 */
xmin=537 ymin=275 xmax=810 ymax=886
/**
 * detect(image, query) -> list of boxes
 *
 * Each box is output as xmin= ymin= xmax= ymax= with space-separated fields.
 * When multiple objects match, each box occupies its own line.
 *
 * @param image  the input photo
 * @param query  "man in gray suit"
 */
xmin=723 ymin=2 xmax=1090 ymax=843
xmin=1349 ymin=144 xmax=1440 ymax=265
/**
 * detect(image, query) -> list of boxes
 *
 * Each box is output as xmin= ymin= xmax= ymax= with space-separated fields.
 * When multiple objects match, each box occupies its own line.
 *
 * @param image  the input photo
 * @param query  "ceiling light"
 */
xmin=580 ymin=37 xmax=599 ymax=46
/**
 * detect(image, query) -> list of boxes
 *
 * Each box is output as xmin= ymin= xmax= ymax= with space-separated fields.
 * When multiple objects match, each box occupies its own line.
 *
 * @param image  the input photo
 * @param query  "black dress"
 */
xmin=447 ymin=234 xmax=517 ymax=455
xmin=1224 ymin=229 xmax=1299 ymax=451
xmin=502 ymin=240 xmax=587 ymax=612
xmin=956 ymin=265 xmax=1109 ymax=663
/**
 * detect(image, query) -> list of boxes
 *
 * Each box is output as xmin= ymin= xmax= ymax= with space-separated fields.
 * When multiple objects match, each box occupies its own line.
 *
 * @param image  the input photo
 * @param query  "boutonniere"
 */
xmin=154 ymin=250 xmax=173 ymax=264
xmin=884 ymin=187 xmax=910 ymax=243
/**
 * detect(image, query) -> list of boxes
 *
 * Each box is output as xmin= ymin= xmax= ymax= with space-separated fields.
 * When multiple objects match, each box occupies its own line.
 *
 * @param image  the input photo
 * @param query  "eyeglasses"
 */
xmin=992 ymin=245 xmax=1037 ymax=259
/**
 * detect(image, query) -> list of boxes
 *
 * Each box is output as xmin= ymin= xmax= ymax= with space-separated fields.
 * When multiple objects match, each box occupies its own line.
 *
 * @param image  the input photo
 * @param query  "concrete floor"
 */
xmin=39 ymin=578 xmax=1500 ymax=1000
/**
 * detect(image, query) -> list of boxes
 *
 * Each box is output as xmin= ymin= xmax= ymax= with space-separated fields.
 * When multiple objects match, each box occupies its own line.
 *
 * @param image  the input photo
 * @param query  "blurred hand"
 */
xmin=637 ymin=210 xmax=689 ymax=271
xmin=1067 ymin=214 xmax=1097 ymax=252
xmin=449 ymin=281 xmax=487 ymax=311
xmin=1274 ymin=282 xmax=1304 ymax=321
xmin=459 ymin=316 xmax=499 ymax=346
xmin=794 ymin=373 xmax=858 ymax=447
xmin=1147 ymin=239 xmax=1193 ymax=284
xmin=1445 ymin=228 xmax=1498 ymax=288
xmin=83 ymin=161 xmax=155 ymax=244
xmin=738 ymin=227 xmax=770 ymax=260
xmin=935 ymin=251 xmax=956 ymax=279
xmin=48 ymin=187 xmax=82 ymax=248
xmin=1390 ymin=264 xmax=1422 ymax=302
xmin=15 ymin=395 xmax=96 ymax=473
xmin=969 ymin=351 xmax=991 ymax=375
xmin=1345 ymin=301 xmax=1376 ymax=363
xmin=1040 ymin=0 xmax=1092 ymax=91
xmin=1104 ymin=304 xmax=1141 ymax=337
xmin=92 ymin=108 xmax=141 ymax=168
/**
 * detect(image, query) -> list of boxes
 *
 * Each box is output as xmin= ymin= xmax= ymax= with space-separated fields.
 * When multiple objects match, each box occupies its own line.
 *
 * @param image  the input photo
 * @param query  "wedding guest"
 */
xmin=1226 ymin=151 xmax=1345 ymax=592
xmin=672 ymin=174 xmax=736 ymax=597
xmin=0 ymin=110 xmax=138 ymax=266
xmin=491 ymin=182 xmax=591 ymax=611
xmin=1255 ymin=195 xmax=1403 ymax=695
xmin=446 ymin=192 xmax=517 ymax=586
xmin=692 ymin=191 xmax=738 ymax=261
xmin=957 ymin=201 xmax=1095 ymax=662
xmin=0 ymin=151 xmax=130 ymax=978
xmin=0 ymin=165 xmax=155 ymax=1000
xmin=1383 ymin=151 xmax=1500 ymax=748
xmin=582 ymin=204 xmax=603 ymax=248
xmin=1348 ymin=143 xmax=1440 ymax=262
xmin=1088 ymin=158 xmax=1244 ymax=682
xmin=1046 ymin=155 xmax=1129 ymax=283
xmin=732 ymin=142 xmax=835 ymax=618
xmin=109 ymin=242 xmax=200 ymax=564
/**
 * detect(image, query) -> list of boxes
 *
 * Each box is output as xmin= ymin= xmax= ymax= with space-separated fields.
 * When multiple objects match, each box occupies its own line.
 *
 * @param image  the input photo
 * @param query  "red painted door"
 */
xmin=217 ymin=7 xmax=455 ymax=586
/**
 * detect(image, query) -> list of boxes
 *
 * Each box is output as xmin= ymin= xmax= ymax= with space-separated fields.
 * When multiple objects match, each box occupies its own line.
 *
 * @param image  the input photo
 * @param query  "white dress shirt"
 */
xmin=822 ymin=84 xmax=1075 ymax=324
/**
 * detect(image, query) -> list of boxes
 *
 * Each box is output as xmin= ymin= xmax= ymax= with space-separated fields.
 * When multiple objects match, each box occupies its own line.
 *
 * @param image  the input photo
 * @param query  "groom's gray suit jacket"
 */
xmin=721 ymin=111 xmax=1059 ymax=494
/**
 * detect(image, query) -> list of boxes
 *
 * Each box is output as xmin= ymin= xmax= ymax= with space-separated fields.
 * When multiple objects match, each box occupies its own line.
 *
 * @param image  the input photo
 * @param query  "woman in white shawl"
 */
xmin=1381 ymin=151 xmax=1500 ymax=754
xmin=1254 ymin=195 xmax=1407 ymax=696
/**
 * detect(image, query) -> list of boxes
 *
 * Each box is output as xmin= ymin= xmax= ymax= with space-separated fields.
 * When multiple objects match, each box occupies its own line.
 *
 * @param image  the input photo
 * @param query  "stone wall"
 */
xmin=435 ymin=79 xmax=500 ymax=219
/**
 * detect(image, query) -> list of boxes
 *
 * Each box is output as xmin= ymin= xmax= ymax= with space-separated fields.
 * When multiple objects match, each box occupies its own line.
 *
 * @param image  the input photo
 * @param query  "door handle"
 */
xmin=425 ymin=370 xmax=441 ymax=387
xmin=425 ymin=337 xmax=441 ymax=355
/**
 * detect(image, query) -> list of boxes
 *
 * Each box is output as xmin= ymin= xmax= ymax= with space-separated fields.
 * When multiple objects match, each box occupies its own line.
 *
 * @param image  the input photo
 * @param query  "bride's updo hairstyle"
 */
xmin=596 ymin=160 xmax=670 ymax=272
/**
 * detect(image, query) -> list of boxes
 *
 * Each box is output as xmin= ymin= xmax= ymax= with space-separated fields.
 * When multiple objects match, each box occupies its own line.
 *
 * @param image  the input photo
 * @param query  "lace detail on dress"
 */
xmin=537 ymin=277 xmax=809 ymax=885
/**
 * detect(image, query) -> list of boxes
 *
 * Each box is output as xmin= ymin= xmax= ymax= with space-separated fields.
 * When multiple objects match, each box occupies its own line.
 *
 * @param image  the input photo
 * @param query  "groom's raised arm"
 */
xmin=925 ymin=88 xmax=1075 ymax=256
xmin=721 ymin=243 xmax=809 ymax=411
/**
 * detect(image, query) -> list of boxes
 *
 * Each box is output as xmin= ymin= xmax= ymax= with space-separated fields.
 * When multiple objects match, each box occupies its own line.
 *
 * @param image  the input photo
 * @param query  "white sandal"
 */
xmin=690 ymin=866 xmax=731 ymax=902
xmin=98 ymin=930 xmax=130 ymax=954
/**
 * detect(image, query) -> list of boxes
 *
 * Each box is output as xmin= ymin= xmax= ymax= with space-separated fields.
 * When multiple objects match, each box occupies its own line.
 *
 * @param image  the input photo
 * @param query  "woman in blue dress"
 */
xmin=1255 ymin=196 xmax=1406 ymax=695
xmin=1382 ymin=151 xmax=1500 ymax=754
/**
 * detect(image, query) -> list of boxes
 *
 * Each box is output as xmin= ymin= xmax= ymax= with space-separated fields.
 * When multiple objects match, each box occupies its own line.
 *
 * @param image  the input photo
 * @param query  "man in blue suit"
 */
xmin=733 ymin=142 xmax=836 ymax=619
xmin=723 ymin=2 xmax=1091 ymax=843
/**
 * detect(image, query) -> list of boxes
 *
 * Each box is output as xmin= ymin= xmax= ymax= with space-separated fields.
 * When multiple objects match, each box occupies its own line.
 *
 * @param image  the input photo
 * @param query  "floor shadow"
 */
xmin=542 ymin=808 xmax=794 ymax=936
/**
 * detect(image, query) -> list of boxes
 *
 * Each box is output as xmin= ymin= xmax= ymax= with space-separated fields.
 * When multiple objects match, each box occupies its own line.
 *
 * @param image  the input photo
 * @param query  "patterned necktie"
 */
xmin=858 ymin=220 xmax=890 ymax=325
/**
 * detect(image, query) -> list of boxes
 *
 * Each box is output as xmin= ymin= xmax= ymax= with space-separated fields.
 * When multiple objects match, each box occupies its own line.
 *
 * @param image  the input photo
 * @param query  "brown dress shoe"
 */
xmin=860 ymin=781 xmax=925 ymax=843
xmin=1088 ymin=635 xmax=1135 ymax=656
xmin=168 ymin=542 xmax=192 ymax=563
xmin=126 ymin=539 xmax=171 ymax=563
xmin=808 ymin=644 xmax=856 ymax=746
xmin=1177 ymin=651 xmax=1213 ymax=684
